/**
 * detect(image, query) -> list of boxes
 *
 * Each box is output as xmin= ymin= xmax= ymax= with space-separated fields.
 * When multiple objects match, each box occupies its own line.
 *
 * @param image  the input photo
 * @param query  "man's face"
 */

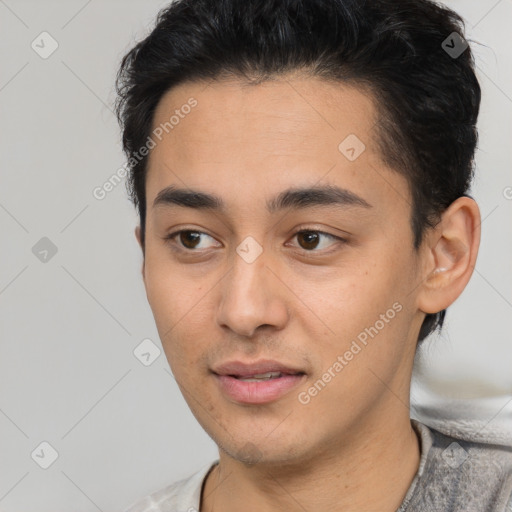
xmin=140 ymin=76 xmax=426 ymax=465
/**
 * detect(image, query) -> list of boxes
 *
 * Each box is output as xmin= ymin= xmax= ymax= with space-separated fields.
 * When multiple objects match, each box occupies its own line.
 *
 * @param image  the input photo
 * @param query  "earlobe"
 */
xmin=417 ymin=197 xmax=481 ymax=314
xmin=134 ymin=226 xmax=145 ymax=280
xmin=135 ymin=225 xmax=142 ymax=248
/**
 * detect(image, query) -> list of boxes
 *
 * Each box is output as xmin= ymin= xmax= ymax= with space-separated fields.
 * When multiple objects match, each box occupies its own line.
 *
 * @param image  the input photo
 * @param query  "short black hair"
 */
xmin=115 ymin=0 xmax=481 ymax=343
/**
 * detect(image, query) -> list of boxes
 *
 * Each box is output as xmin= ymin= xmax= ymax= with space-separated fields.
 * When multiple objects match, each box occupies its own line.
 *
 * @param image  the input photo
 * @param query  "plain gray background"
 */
xmin=0 ymin=0 xmax=511 ymax=510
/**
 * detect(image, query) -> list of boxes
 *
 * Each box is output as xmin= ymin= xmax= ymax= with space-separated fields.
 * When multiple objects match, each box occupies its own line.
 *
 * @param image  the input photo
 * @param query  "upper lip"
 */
xmin=212 ymin=359 xmax=305 ymax=378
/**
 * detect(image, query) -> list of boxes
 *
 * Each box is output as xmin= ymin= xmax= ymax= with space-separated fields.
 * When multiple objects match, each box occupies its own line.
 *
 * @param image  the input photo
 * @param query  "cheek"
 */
xmin=143 ymin=260 xmax=209 ymax=364
xmin=312 ymin=258 xmax=396 ymax=321
xmin=144 ymin=248 xmax=199 ymax=323
xmin=302 ymin=250 xmax=414 ymax=355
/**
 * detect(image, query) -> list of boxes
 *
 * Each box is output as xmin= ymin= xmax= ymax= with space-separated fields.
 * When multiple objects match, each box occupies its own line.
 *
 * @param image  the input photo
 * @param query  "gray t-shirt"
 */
xmin=124 ymin=419 xmax=512 ymax=511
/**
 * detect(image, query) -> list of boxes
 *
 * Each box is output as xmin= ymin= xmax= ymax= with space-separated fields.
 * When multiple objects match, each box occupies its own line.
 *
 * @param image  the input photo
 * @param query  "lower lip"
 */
xmin=214 ymin=373 xmax=306 ymax=404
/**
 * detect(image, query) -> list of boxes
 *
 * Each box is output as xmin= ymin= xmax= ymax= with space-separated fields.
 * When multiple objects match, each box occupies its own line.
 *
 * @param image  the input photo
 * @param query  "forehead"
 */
xmin=151 ymin=75 xmax=378 ymax=156
xmin=145 ymin=76 xmax=410 ymax=218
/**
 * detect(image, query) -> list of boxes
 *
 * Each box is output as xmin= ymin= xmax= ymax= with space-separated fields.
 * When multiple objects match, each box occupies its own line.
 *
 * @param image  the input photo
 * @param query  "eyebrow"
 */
xmin=152 ymin=184 xmax=372 ymax=213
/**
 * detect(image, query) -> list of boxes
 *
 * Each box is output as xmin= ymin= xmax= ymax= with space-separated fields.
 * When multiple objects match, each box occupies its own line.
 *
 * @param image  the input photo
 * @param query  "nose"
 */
xmin=216 ymin=246 xmax=289 ymax=338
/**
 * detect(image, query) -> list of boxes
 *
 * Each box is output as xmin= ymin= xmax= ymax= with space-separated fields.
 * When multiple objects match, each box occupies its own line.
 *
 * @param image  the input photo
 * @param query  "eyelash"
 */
xmin=163 ymin=228 xmax=347 ymax=255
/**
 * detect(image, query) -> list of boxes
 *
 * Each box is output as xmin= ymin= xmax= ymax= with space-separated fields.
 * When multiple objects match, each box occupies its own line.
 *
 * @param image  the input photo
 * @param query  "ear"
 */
xmin=134 ymin=226 xmax=145 ymax=281
xmin=417 ymin=196 xmax=481 ymax=315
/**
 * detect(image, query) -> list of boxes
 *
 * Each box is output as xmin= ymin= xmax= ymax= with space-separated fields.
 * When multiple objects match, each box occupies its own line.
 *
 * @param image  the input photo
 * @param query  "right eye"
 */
xmin=164 ymin=229 xmax=220 ymax=252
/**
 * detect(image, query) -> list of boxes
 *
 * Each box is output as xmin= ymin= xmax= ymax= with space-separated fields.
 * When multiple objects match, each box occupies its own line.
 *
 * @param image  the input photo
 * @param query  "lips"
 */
xmin=212 ymin=359 xmax=306 ymax=404
xmin=234 ymin=371 xmax=284 ymax=382
xmin=212 ymin=359 xmax=305 ymax=378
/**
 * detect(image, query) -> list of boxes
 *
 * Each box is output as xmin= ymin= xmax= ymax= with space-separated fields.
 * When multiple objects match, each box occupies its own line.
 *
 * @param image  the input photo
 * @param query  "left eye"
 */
xmin=289 ymin=230 xmax=343 ymax=252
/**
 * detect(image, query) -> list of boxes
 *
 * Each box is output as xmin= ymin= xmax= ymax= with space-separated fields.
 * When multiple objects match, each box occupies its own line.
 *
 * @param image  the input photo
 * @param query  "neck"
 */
xmin=201 ymin=407 xmax=421 ymax=512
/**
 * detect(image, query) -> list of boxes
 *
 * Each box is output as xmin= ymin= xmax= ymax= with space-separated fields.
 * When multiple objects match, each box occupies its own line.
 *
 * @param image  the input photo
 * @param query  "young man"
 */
xmin=117 ymin=0 xmax=512 ymax=510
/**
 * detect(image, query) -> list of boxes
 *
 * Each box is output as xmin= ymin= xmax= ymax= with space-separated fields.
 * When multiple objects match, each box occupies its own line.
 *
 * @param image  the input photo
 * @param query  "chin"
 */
xmin=214 ymin=429 xmax=312 ymax=467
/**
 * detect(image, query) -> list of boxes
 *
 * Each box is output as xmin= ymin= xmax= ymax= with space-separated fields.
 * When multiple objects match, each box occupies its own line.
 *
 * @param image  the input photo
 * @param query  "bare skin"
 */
xmin=135 ymin=74 xmax=480 ymax=512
